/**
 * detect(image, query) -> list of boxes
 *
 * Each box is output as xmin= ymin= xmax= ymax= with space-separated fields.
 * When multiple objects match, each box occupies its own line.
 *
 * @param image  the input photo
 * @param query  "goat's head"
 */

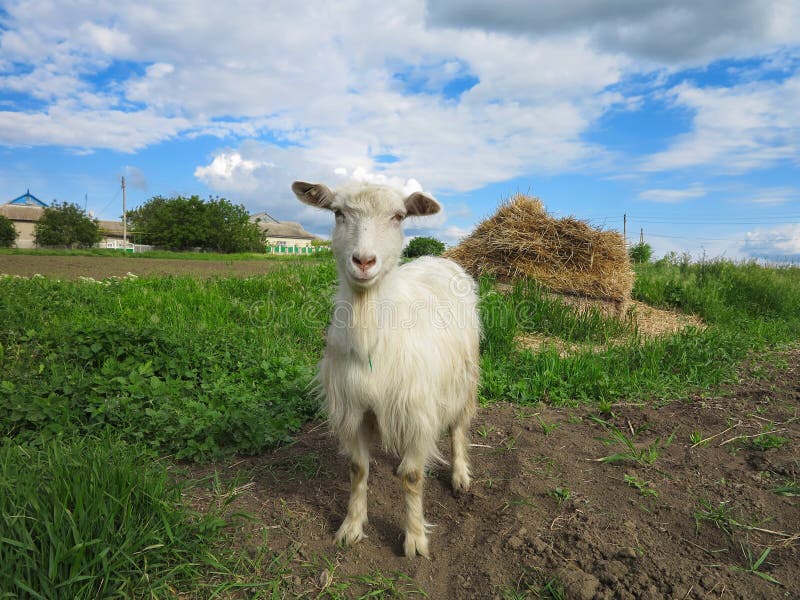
xmin=292 ymin=181 xmax=440 ymax=291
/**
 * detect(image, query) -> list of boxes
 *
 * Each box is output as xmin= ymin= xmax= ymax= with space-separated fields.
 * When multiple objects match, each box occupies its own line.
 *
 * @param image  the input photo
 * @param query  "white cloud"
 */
xmin=427 ymin=0 xmax=800 ymax=65
xmin=439 ymin=225 xmax=472 ymax=246
xmin=194 ymin=152 xmax=267 ymax=192
xmin=745 ymin=186 xmax=799 ymax=205
xmin=638 ymin=185 xmax=707 ymax=203
xmin=743 ymin=223 xmax=800 ymax=259
xmin=0 ymin=105 xmax=190 ymax=152
xmin=0 ymin=0 xmax=627 ymax=188
xmin=78 ymin=22 xmax=135 ymax=56
xmin=336 ymin=167 xmax=423 ymax=197
xmin=642 ymin=76 xmax=800 ymax=173
xmin=0 ymin=0 xmax=798 ymax=249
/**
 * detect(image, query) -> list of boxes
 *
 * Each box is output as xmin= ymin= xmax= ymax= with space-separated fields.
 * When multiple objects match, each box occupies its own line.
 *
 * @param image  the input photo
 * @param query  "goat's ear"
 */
xmin=404 ymin=191 xmax=440 ymax=216
xmin=292 ymin=181 xmax=335 ymax=209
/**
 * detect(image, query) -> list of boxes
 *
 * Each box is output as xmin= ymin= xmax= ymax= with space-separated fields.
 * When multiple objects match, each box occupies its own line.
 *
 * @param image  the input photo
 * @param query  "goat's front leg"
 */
xmin=335 ymin=421 xmax=370 ymax=546
xmin=398 ymin=453 xmax=429 ymax=558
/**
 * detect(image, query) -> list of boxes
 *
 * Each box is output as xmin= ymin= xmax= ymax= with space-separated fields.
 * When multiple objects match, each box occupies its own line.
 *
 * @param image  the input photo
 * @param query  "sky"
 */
xmin=1 ymin=0 xmax=799 ymax=261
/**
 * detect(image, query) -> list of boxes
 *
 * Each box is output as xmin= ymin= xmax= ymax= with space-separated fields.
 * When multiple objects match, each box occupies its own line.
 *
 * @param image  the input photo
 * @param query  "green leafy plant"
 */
xmin=537 ymin=416 xmax=561 ymax=436
xmin=477 ymin=424 xmax=494 ymax=439
xmin=34 ymin=202 xmax=102 ymax=248
xmin=502 ymin=568 xmax=565 ymax=600
xmin=689 ymin=430 xmax=707 ymax=446
xmin=0 ymin=214 xmax=17 ymax=247
xmin=550 ymin=486 xmax=572 ymax=505
xmin=0 ymin=266 xmax=332 ymax=460
xmin=731 ymin=544 xmax=781 ymax=585
xmin=629 ymin=241 xmax=653 ymax=264
xmin=694 ymin=499 xmax=741 ymax=535
xmin=402 ymin=236 xmax=445 ymax=258
xmin=623 ymin=474 xmax=658 ymax=497
xmin=596 ymin=422 xmax=675 ymax=467
xmin=747 ymin=429 xmax=789 ymax=451
xmin=770 ymin=480 xmax=800 ymax=497
xmin=128 ymin=194 xmax=263 ymax=252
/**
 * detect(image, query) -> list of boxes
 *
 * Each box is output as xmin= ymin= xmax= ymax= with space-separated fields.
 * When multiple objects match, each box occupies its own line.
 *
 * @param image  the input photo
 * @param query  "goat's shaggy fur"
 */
xmin=292 ymin=180 xmax=480 ymax=558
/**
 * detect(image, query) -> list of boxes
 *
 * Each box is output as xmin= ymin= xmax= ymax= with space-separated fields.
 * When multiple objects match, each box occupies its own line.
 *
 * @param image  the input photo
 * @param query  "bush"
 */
xmin=34 ymin=202 xmax=101 ymax=248
xmin=403 ymin=236 xmax=445 ymax=258
xmin=629 ymin=242 xmax=653 ymax=264
xmin=0 ymin=215 xmax=17 ymax=247
xmin=128 ymin=195 xmax=263 ymax=253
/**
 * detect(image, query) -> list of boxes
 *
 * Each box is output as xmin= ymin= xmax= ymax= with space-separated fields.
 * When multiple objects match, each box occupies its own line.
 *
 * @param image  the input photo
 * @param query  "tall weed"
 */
xmin=0 ymin=436 xmax=230 ymax=598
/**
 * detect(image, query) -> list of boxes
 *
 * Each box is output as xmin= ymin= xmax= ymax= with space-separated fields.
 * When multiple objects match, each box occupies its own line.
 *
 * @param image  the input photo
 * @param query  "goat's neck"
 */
xmin=332 ymin=271 xmax=394 ymax=358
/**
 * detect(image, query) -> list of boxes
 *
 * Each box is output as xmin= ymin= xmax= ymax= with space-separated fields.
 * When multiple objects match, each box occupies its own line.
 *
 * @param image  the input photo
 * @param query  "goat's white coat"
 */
xmin=292 ymin=181 xmax=480 ymax=558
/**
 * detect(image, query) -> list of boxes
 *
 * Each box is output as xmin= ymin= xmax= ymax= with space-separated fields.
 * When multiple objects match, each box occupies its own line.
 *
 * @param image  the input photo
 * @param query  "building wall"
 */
xmin=12 ymin=221 xmax=36 ymax=248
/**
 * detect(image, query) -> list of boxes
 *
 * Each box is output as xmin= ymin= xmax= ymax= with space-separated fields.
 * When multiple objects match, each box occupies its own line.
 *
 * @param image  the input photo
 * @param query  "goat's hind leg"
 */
xmin=450 ymin=411 xmax=472 ymax=494
xmin=335 ymin=418 xmax=371 ymax=545
xmin=398 ymin=452 xmax=430 ymax=558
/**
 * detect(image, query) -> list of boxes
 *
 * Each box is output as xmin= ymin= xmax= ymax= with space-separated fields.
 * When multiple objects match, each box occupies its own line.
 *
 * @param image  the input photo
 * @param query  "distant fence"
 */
xmin=266 ymin=244 xmax=328 ymax=255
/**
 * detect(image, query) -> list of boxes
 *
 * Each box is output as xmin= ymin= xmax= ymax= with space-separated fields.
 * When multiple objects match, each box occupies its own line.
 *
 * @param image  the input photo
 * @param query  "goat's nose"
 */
xmin=351 ymin=253 xmax=377 ymax=270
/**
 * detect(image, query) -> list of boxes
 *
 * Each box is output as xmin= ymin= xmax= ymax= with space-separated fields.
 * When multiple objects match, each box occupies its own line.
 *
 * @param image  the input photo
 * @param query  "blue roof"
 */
xmin=8 ymin=189 xmax=48 ymax=208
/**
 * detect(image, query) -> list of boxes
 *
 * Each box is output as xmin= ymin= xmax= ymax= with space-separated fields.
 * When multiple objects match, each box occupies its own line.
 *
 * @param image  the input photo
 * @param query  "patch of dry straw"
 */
xmin=445 ymin=194 xmax=634 ymax=304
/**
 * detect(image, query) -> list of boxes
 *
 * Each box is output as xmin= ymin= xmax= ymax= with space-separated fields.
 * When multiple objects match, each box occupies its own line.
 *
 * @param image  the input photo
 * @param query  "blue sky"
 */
xmin=1 ymin=0 xmax=799 ymax=261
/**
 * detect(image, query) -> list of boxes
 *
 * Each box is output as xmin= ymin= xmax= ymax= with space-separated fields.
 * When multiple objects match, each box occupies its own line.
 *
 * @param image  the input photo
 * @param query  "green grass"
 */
xmin=0 ymin=435 xmax=234 ymax=599
xmin=595 ymin=421 xmax=675 ymax=467
xmin=479 ymin=258 xmax=800 ymax=406
xmin=1 ymin=254 xmax=799 ymax=596
xmin=0 ymin=247 xmax=329 ymax=261
xmin=3 ymin=256 xmax=799 ymax=458
xmin=1 ymin=262 xmax=336 ymax=460
xmin=501 ymin=568 xmax=565 ymax=600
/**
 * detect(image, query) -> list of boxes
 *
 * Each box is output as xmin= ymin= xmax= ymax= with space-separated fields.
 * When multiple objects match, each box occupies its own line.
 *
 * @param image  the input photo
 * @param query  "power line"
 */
xmin=95 ymin=187 xmax=121 ymax=217
xmin=582 ymin=215 xmax=800 ymax=225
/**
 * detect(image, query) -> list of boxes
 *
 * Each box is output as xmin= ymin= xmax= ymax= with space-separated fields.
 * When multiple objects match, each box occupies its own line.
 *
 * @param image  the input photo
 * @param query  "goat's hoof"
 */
xmin=335 ymin=519 xmax=366 ymax=546
xmin=404 ymin=531 xmax=430 ymax=558
xmin=452 ymin=472 xmax=471 ymax=494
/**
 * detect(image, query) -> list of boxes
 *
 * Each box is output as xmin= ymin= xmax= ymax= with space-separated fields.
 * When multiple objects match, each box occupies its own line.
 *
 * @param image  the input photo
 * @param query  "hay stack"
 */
xmin=444 ymin=194 xmax=634 ymax=304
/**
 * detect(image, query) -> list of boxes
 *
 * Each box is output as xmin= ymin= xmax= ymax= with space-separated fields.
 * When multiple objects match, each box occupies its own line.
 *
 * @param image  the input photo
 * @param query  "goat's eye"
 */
xmin=391 ymin=213 xmax=404 ymax=223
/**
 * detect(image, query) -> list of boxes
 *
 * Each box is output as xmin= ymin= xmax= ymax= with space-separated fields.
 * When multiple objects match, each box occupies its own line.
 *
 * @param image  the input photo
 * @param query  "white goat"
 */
xmin=292 ymin=180 xmax=480 ymax=558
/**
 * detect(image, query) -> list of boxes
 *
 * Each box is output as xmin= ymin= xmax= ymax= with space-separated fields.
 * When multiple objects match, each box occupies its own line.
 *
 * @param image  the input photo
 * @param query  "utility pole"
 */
xmin=623 ymin=213 xmax=627 ymax=247
xmin=640 ymin=228 xmax=644 ymax=245
xmin=121 ymin=176 xmax=127 ymax=248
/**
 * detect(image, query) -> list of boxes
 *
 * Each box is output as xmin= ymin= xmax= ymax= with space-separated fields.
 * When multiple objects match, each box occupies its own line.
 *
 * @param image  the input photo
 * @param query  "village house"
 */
xmin=2 ymin=192 xmax=323 ymax=254
xmin=250 ymin=210 xmax=323 ymax=254
xmin=0 ymin=191 xmax=140 ymax=250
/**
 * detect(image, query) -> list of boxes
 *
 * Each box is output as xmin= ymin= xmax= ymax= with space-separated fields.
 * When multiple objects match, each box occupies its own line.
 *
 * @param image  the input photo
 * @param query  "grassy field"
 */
xmin=0 ymin=247 xmax=329 ymax=261
xmin=1 ymin=254 xmax=799 ymax=597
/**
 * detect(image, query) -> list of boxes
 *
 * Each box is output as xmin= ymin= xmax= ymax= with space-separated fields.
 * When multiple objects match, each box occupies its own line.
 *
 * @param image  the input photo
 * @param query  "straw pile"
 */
xmin=444 ymin=194 xmax=634 ymax=305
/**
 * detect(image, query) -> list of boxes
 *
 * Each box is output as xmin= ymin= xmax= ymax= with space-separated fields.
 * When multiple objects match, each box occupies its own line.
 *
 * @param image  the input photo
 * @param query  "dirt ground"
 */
xmin=186 ymin=349 xmax=799 ymax=599
xmin=0 ymin=254 xmax=292 ymax=279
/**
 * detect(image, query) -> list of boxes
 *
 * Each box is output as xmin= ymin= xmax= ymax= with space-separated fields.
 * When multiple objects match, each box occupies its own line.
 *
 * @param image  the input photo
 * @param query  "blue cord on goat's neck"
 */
xmin=369 ymin=354 xmax=373 ymax=372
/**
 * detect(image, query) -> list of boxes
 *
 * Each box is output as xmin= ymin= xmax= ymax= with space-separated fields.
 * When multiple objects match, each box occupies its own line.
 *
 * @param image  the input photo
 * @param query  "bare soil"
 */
xmin=0 ymin=254 xmax=293 ymax=279
xmin=187 ymin=349 xmax=799 ymax=599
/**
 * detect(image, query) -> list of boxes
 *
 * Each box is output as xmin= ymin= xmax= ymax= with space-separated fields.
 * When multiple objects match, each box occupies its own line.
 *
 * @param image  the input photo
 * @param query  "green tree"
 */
xmin=203 ymin=197 xmax=263 ymax=253
xmin=128 ymin=195 xmax=263 ymax=253
xmin=34 ymin=202 xmax=102 ymax=248
xmin=629 ymin=241 xmax=653 ymax=264
xmin=0 ymin=215 xmax=17 ymax=248
xmin=403 ymin=236 xmax=445 ymax=258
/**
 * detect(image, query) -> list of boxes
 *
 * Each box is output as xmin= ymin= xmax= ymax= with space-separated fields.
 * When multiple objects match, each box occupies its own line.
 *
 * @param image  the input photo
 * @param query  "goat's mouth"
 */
xmin=347 ymin=269 xmax=379 ymax=288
